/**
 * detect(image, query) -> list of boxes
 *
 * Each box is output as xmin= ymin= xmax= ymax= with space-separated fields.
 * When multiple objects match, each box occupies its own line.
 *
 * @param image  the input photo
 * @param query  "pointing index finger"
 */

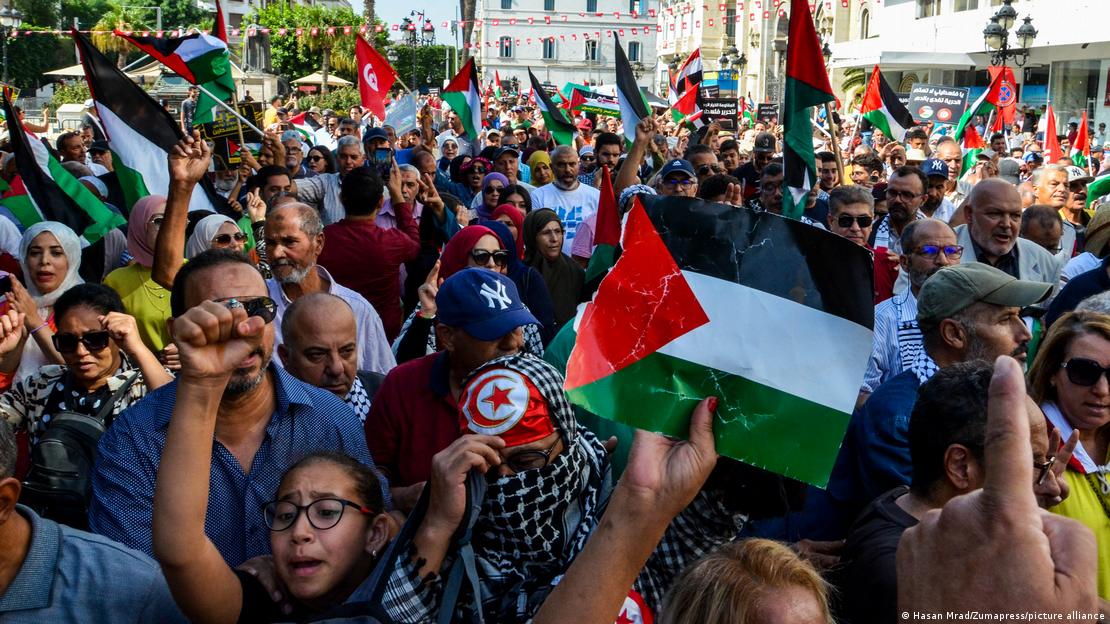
xmin=983 ymin=356 xmax=1038 ymax=513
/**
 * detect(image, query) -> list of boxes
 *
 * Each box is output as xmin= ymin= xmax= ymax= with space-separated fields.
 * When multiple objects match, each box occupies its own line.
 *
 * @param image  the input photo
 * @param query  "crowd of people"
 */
xmin=0 ymin=84 xmax=1106 ymax=623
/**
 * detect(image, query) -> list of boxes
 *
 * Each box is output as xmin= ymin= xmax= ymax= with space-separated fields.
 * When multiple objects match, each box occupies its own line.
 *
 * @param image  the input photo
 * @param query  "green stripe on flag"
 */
xmin=44 ymin=157 xmax=125 ymax=242
xmin=566 ymin=351 xmax=851 ymax=488
xmin=113 ymin=154 xmax=152 ymax=211
xmin=861 ymin=109 xmax=894 ymax=142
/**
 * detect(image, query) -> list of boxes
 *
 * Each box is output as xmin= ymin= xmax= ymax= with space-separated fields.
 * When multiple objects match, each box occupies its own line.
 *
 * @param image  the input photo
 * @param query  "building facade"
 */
xmin=476 ymin=0 xmax=658 ymax=91
xmin=831 ymin=0 xmax=1110 ymax=129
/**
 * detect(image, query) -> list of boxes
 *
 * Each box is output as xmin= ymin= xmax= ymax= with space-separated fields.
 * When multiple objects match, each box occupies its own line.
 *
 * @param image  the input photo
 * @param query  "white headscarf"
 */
xmin=19 ymin=221 xmax=83 ymax=310
xmin=185 ymin=213 xmax=238 ymax=260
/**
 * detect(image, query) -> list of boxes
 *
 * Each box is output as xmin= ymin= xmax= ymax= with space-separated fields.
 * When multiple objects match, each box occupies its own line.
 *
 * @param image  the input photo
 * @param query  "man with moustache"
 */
xmin=956 ymin=178 xmax=1059 ymax=286
xmin=1031 ymin=165 xmax=1077 ymax=265
xmin=871 ymin=167 xmax=929 ymax=302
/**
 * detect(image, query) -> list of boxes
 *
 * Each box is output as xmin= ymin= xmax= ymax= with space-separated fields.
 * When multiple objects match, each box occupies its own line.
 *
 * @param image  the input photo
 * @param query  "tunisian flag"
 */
xmin=355 ymin=36 xmax=396 ymax=120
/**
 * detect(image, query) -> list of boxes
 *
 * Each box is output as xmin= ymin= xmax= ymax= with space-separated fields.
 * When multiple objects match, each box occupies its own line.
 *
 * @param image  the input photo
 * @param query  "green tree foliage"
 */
xmin=6 ymin=28 xmax=72 ymax=93
xmin=50 ymin=80 xmax=91 ymax=108
xmin=295 ymin=87 xmax=362 ymax=112
xmin=386 ymin=43 xmax=455 ymax=92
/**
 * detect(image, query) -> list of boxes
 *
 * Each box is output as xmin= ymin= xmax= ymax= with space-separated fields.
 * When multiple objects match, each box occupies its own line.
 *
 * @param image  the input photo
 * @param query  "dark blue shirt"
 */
xmin=89 ymin=365 xmax=387 ymax=567
xmin=1045 ymin=256 xmax=1110 ymax=328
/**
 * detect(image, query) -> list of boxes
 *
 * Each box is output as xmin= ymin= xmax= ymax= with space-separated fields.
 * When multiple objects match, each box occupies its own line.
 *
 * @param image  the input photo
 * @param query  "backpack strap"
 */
xmin=436 ymin=469 xmax=487 ymax=624
xmin=96 ymin=372 xmax=140 ymax=427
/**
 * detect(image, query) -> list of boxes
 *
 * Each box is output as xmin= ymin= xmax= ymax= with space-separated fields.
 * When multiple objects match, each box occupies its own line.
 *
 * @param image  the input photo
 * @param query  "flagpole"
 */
xmin=196 ymin=83 xmax=264 ymax=135
xmin=825 ymin=102 xmax=847 ymax=186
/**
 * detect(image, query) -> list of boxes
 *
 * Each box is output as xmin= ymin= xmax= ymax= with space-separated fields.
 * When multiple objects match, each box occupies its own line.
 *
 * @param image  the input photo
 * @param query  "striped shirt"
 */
xmin=862 ymin=289 xmax=921 ymax=393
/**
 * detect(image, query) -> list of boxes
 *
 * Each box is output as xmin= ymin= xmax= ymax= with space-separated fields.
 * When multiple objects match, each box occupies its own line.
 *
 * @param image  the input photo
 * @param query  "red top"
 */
xmin=317 ymin=202 xmax=420 ymax=341
xmin=364 ymin=353 xmax=461 ymax=487
xmin=873 ymin=247 xmax=899 ymax=304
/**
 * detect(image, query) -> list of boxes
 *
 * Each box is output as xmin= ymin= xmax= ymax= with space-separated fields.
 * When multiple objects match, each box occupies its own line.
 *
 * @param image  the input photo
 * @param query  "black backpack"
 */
xmin=20 ymin=372 xmax=138 ymax=528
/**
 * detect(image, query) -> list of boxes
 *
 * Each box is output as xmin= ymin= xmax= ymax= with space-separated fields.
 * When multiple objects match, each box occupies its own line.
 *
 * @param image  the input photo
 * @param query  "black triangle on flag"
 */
xmin=614 ymin=33 xmax=650 ymax=145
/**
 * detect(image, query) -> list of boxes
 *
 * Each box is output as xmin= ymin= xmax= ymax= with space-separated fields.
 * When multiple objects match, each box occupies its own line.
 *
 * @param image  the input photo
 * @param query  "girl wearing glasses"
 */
xmin=0 ymin=284 xmax=171 ymax=480
xmin=394 ymin=225 xmax=546 ymax=364
xmin=1027 ymin=310 xmax=1110 ymax=600
xmin=0 ymin=222 xmax=85 ymax=387
xmin=522 ymin=209 xmax=584 ymax=330
xmin=186 ymin=214 xmax=248 ymax=259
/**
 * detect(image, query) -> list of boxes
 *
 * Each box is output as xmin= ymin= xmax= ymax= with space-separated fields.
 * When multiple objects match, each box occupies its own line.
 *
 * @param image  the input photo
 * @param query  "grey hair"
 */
xmin=1077 ymin=292 xmax=1110 ymax=316
xmin=280 ymin=130 xmax=302 ymax=144
xmin=271 ymin=202 xmax=323 ymax=239
xmin=336 ymin=135 xmax=364 ymax=154
xmin=1030 ymin=164 xmax=1069 ymax=186
xmin=398 ymin=164 xmax=419 ymax=176
xmin=550 ymin=145 xmax=577 ymax=160
xmin=828 ymin=185 xmax=874 ymax=214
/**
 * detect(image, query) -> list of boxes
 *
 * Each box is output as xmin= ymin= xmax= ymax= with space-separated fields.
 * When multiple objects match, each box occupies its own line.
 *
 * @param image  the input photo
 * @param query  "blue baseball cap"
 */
xmin=437 ymin=269 xmax=538 ymax=340
xmin=922 ymin=158 xmax=950 ymax=179
xmin=363 ymin=127 xmax=389 ymax=142
xmin=659 ymin=159 xmax=696 ymax=179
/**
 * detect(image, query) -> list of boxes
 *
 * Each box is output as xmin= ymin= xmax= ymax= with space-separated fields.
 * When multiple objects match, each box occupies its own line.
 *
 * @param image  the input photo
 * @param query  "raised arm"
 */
xmin=615 ymin=117 xmax=657 ymax=197
xmin=153 ymin=132 xmax=211 ymax=290
xmin=152 ymin=299 xmax=268 ymax=624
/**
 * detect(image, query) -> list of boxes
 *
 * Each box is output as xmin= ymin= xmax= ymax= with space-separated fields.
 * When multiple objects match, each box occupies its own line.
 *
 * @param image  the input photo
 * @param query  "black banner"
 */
xmin=700 ymin=97 xmax=739 ymax=130
xmin=907 ymin=84 xmax=969 ymax=124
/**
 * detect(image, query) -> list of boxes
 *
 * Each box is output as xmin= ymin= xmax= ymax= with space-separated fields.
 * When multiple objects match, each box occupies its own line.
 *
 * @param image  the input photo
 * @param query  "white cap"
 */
xmin=83 ymin=99 xmax=94 ymax=109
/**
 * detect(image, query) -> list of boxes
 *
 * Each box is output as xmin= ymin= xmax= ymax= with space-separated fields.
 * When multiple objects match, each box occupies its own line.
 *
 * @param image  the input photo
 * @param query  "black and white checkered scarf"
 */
xmin=464 ymin=353 xmax=611 ymax=621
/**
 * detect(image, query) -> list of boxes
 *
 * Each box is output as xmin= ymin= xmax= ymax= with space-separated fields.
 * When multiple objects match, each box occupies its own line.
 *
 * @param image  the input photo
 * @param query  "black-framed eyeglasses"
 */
xmin=307 ymin=155 xmax=325 ymax=162
xmin=212 ymin=232 xmax=248 ymax=245
xmin=836 ymin=214 xmax=874 ymax=229
xmin=53 ymin=330 xmax=111 ymax=354
xmin=470 ymin=166 xmax=488 ymax=175
xmin=885 ymin=188 xmax=923 ymax=202
xmin=470 ymin=249 xmax=510 ymax=267
xmin=914 ymin=244 xmax=964 ymax=259
xmin=504 ymin=437 xmax=560 ymax=473
xmin=1035 ymin=456 xmax=1057 ymax=486
xmin=262 ymin=498 xmax=374 ymax=532
xmin=1061 ymin=358 xmax=1110 ymax=387
xmin=214 ymin=296 xmax=278 ymax=324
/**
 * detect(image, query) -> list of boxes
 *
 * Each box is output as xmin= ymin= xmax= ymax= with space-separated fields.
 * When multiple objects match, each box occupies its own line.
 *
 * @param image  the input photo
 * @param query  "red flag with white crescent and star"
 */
xmin=355 ymin=35 xmax=396 ymax=120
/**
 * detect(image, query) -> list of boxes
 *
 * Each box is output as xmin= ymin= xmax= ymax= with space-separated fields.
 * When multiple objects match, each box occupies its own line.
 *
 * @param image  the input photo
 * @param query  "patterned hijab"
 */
xmin=461 ymin=353 xmax=611 ymax=621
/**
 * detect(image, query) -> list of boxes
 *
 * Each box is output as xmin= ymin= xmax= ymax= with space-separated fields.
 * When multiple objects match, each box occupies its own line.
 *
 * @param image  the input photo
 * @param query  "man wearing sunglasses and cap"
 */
xmin=825 ymin=262 xmax=1051 ymax=533
xmin=89 ymin=249 xmax=387 ymax=566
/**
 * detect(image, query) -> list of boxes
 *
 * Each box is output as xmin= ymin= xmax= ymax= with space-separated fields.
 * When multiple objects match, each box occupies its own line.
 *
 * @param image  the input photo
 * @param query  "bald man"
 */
xmin=955 ymin=178 xmax=1059 ymax=286
xmin=279 ymin=292 xmax=384 ymax=421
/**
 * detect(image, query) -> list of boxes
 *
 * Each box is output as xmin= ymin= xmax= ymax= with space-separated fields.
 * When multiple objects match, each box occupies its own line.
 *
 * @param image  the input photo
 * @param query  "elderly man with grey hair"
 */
xmin=530 ymin=144 xmax=600 ymax=253
xmin=955 ymin=178 xmax=1059 ymax=286
xmin=295 ymin=134 xmax=366 ymax=224
xmin=280 ymin=129 xmax=316 ymax=180
xmin=264 ymin=201 xmax=396 ymax=374
xmin=376 ymin=163 xmax=423 ymax=230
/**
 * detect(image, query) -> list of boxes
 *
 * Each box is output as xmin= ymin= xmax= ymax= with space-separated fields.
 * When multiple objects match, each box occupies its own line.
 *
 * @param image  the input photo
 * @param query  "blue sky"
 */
xmin=371 ymin=2 xmax=460 ymax=47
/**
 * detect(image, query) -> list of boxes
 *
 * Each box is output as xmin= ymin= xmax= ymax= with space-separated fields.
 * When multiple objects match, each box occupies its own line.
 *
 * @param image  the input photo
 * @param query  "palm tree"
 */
xmin=92 ymin=2 xmax=155 ymax=69
xmin=460 ymin=0 xmax=475 ymax=60
xmin=839 ymin=67 xmax=867 ymax=110
xmin=298 ymin=8 xmax=357 ymax=95
xmin=363 ymin=0 xmax=375 ymax=26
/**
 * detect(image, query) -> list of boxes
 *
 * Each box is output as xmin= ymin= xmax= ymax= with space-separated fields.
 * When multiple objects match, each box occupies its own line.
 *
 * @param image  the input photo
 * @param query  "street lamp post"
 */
xmin=983 ymin=0 xmax=1036 ymax=67
xmin=0 ymin=4 xmax=22 ymax=85
xmin=401 ymin=12 xmax=435 ymax=91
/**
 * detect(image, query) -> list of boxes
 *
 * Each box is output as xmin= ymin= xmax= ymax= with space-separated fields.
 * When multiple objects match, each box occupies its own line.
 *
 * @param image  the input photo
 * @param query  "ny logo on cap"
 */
xmin=928 ymin=161 xmax=945 ymax=173
xmin=480 ymin=280 xmax=512 ymax=310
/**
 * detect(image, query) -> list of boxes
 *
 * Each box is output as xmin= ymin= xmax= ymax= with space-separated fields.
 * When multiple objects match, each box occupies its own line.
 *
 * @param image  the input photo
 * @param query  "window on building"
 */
xmin=499 ymin=36 xmax=513 ymax=58
xmin=501 ymin=0 xmax=511 ymax=8
xmin=628 ymin=41 xmax=641 ymax=62
xmin=544 ymin=0 xmax=555 ymax=10
xmin=543 ymin=38 xmax=556 ymax=60
xmin=586 ymin=0 xmax=597 ymax=12
xmin=585 ymin=40 xmax=598 ymax=62
xmin=916 ymin=0 xmax=941 ymax=18
xmin=629 ymin=0 xmax=640 ymax=12
xmin=860 ymin=9 xmax=870 ymax=38
xmin=954 ymin=0 xmax=978 ymax=10
xmin=725 ymin=7 xmax=736 ymax=38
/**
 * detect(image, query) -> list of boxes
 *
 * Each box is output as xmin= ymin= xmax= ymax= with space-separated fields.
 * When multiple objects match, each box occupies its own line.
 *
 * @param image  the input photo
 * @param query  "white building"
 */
xmin=831 ymin=0 xmax=1110 ymax=129
xmin=476 ymin=0 xmax=658 ymax=91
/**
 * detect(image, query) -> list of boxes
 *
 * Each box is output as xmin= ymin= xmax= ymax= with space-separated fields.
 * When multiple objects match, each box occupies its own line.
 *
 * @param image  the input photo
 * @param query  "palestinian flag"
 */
xmin=669 ymin=86 xmax=704 ymax=129
xmin=782 ymin=0 xmax=835 ymax=220
xmin=614 ymin=34 xmax=651 ymax=146
xmin=675 ymin=48 xmax=703 ymax=93
xmin=565 ymin=195 xmax=874 ymax=487
xmin=1072 ymin=110 xmax=1090 ymax=169
xmin=494 ymin=71 xmax=503 ymax=99
xmin=1087 ymin=175 xmax=1110 ymax=209
xmin=954 ymin=69 xmax=1005 ymax=142
xmin=0 ymin=176 xmax=37 ymax=230
xmin=528 ymin=69 xmax=576 ymax=146
xmin=584 ymin=165 xmax=620 ymax=283
xmin=960 ymin=123 xmax=986 ymax=176
xmin=1 ymin=94 xmax=125 ymax=243
xmin=1044 ymin=104 xmax=1063 ymax=164
xmin=859 ymin=66 xmax=915 ymax=143
xmin=443 ymin=58 xmax=482 ymax=141
xmin=568 ymin=87 xmax=621 ymax=118
xmin=742 ymin=93 xmax=756 ymax=125
xmin=113 ymin=3 xmax=234 ymax=127
xmin=287 ymin=111 xmax=316 ymax=146
xmin=75 ymin=30 xmax=232 ymax=216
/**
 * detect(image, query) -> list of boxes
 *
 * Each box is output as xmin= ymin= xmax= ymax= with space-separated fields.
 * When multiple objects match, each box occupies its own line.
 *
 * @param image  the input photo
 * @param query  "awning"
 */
xmin=830 ymin=50 xmax=978 ymax=71
xmin=292 ymin=72 xmax=352 ymax=86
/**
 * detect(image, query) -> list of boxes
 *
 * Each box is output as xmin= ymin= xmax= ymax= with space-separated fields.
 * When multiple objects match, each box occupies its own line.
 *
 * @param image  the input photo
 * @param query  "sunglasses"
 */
xmin=307 ymin=155 xmax=324 ymax=162
xmin=212 ymin=232 xmax=248 ymax=245
xmin=470 ymin=166 xmax=488 ymax=175
xmin=483 ymin=186 xmax=504 ymax=194
xmin=53 ymin=330 xmax=111 ymax=354
xmin=913 ymin=244 xmax=963 ymax=259
xmin=470 ymin=249 xmax=511 ymax=266
xmin=213 ymin=296 xmax=278 ymax=324
xmin=663 ymin=177 xmax=695 ymax=188
xmin=836 ymin=214 xmax=874 ymax=229
xmin=1061 ymin=358 xmax=1110 ymax=387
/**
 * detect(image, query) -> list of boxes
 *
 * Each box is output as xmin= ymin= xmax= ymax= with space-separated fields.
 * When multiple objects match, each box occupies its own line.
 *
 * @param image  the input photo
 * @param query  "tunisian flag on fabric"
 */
xmin=1044 ymin=104 xmax=1063 ymax=164
xmin=565 ymin=194 xmax=874 ymax=488
xmin=355 ymin=36 xmax=396 ymax=120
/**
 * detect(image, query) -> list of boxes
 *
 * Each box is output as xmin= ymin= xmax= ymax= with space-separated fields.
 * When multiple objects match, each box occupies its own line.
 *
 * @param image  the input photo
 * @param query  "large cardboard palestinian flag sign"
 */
xmin=565 ymin=195 xmax=874 ymax=487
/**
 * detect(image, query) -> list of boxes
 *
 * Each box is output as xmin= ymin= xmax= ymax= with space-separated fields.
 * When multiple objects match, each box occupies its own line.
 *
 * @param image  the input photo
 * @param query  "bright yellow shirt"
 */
xmin=1051 ymin=468 xmax=1110 ymax=600
xmin=103 ymin=263 xmax=172 ymax=353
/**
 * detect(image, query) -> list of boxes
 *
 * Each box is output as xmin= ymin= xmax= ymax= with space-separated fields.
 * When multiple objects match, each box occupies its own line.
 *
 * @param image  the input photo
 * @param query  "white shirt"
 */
xmin=530 ymin=182 xmax=601 ymax=254
xmin=1059 ymin=251 xmax=1102 ymax=290
xmin=267 ymin=266 xmax=396 ymax=375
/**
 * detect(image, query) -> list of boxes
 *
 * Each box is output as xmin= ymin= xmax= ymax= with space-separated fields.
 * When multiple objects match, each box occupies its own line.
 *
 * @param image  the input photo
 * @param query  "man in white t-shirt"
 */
xmin=529 ymin=145 xmax=600 ymax=254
